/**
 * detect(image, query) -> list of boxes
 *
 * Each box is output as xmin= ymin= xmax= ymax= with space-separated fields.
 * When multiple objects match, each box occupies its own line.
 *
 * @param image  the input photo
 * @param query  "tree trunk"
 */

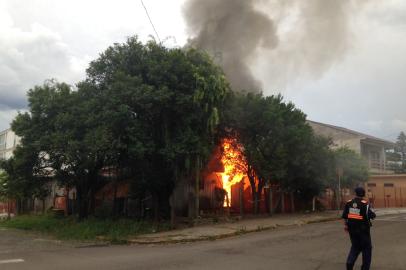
xmin=251 ymin=185 xmax=257 ymax=214
xmin=7 ymin=199 xmax=11 ymax=219
xmin=169 ymin=193 xmax=176 ymax=229
xmin=195 ymin=155 xmax=200 ymax=218
xmin=239 ymin=180 xmax=244 ymax=217
xmin=88 ymin=171 xmax=99 ymax=216
xmin=312 ymin=196 xmax=316 ymax=212
xmin=257 ymin=183 xmax=264 ymax=214
xmin=153 ymin=194 xmax=159 ymax=224
xmin=281 ymin=192 xmax=285 ymax=213
xmin=112 ymin=180 xmax=118 ymax=219
xmin=79 ymin=197 xmax=88 ymax=220
xmin=16 ymin=198 xmax=21 ymax=215
xmin=65 ymin=186 xmax=69 ymax=216
xmin=188 ymin=187 xmax=194 ymax=222
xmin=76 ymin=185 xmax=88 ymax=221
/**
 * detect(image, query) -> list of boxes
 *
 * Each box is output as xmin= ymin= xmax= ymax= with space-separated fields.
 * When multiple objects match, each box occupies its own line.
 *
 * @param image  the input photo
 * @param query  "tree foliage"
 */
xmin=395 ymin=131 xmax=406 ymax=172
xmin=10 ymin=37 xmax=229 ymax=219
xmin=222 ymin=92 xmax=333 ymax=212
xmin=331 ymin=147 xmax=369 ymax=188
xmin=0 ymin=144 xmax=50 ymax=213
xmin=0 ymin=171 xmax=8 ymax=201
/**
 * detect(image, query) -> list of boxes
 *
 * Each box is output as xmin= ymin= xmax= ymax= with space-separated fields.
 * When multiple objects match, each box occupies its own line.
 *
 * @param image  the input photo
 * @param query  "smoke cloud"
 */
xmin=183 ymin=0 xmax=365 ymax=92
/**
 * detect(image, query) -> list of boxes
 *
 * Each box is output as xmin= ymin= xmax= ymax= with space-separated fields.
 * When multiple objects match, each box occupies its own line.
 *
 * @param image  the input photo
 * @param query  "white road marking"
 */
xmin=0 ymin=259 xmax=24 ymax=264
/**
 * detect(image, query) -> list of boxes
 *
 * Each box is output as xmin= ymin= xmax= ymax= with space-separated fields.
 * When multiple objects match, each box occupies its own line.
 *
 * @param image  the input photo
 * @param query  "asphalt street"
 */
xmin=1 ymin=213 xmax=406 ymax=270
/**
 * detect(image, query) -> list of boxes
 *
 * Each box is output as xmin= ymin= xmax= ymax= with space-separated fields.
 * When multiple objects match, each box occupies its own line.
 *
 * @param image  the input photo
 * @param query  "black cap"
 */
xmin=355 ymin=187 xmax=365 ymax=197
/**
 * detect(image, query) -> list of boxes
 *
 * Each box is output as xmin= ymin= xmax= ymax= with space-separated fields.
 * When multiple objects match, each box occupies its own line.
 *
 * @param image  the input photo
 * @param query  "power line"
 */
xmin=140 ymin=0 xmax=161 ymax=43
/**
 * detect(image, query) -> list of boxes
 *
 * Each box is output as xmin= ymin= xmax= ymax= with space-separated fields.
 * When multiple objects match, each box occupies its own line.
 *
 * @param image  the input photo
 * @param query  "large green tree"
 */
xmin=80 ymin=38 xmax=229 ymax=219
xmin=12 ymin=37 xmax=229 ymax=220
xmin=12 ymin=80 xmax=113 ymax=219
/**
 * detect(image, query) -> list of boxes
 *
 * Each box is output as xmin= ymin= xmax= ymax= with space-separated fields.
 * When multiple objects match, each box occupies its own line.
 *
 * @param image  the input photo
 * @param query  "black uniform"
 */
xmin=342 ymin=197 xmax=376 ymax=270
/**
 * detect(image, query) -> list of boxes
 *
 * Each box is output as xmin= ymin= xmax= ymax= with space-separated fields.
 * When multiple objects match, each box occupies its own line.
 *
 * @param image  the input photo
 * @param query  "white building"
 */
xmin=0 ymin=129 xmax=20 ymax=160
xmin=308 ymin=120 xmax=395 ymax=174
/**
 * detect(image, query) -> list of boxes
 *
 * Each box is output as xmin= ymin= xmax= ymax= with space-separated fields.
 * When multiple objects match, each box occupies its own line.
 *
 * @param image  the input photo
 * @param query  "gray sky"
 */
xmin=0 ymin=0 xmax=405 ymax=141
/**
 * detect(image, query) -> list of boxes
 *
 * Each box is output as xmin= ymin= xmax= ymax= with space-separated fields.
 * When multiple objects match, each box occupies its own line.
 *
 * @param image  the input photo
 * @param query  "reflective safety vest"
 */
xmin=342 ymin=198 xmax=369 ymax=222
xmin=342 ymin=197 xmax=375 ymax=232
xmin=347 ymin=199 xmax=368 ymax=220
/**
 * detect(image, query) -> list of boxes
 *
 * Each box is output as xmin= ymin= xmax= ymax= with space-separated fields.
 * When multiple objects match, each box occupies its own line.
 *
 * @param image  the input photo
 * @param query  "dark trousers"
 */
xmin=346 ymin=232 xmax=372 ymax=270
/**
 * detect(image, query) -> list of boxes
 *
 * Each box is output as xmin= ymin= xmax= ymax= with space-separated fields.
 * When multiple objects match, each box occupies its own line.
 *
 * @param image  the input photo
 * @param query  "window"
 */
xmin=367 ymin=183 xmax=376 ymax=187
xmin=384 ymin=183 xmax=394 ymax=187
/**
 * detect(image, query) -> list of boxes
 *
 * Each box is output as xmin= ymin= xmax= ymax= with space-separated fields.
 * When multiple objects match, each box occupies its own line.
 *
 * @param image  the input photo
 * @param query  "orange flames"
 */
xmin=218 ymin=138 xmax=248 ymax=207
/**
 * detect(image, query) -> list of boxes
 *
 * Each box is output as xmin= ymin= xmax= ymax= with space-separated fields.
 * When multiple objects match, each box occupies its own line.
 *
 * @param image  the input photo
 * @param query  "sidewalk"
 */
xmin=130 ymin=208 xmax=406 ymax=245
xmin=374 ymin=208 xmax=406 ymax=216
xmin=130 ymin=211 xmax=341 ymax=244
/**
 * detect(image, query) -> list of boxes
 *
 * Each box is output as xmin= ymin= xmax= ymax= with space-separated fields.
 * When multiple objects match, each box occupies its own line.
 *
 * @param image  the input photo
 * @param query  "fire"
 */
xmin=218 ymin=138 xmax=248 ymax=207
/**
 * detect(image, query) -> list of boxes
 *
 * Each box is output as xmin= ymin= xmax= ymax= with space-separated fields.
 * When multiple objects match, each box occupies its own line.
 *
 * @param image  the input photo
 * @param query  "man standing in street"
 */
xmin=342 ymin=187 xmax=376 ymax=270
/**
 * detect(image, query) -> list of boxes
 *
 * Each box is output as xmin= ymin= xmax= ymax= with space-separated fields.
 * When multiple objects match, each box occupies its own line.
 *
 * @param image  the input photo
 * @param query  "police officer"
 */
xmin=342 ymin=187 xmax=376 ymax=270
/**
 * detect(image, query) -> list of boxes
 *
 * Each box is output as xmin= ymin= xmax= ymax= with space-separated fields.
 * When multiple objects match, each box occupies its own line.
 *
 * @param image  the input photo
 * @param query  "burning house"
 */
xmin=196 ymin=137 xmax=295 ymax=216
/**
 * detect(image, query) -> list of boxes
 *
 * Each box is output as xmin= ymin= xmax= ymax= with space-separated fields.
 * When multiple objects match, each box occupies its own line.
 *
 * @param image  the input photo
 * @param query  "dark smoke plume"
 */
xmin=184 ymin=0 xmax=278 ymax=92
xmin=184 ymin=0 xmax=365 ymax=92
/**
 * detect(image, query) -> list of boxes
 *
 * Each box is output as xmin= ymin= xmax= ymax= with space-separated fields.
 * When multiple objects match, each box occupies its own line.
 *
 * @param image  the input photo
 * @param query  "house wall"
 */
xmin=309 ymin=121 xmax=395 ymax=175
xmin=32 ymin=181 xmax=69 ymax=213
xmin=320 ymin=175 xmax=406 ymax=210
xmin=366 ymin=174 xmax=406 ymax=208
xmin=0 ymin=129 xmax=20 ymax=160
xmin=308 ymin=122 xmax=362 ymax=153
xmin=0 ymin=129 xmax=19 ymax=214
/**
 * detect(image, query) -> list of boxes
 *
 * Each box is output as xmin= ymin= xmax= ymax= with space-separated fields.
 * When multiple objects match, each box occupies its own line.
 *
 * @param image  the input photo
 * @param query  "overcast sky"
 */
xmin=0 ymin=0 xmax=405 ymax=141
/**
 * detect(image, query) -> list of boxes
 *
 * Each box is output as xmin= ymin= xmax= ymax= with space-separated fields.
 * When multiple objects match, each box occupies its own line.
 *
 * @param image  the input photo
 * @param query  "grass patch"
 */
xmin=0 ymin=215 xmax=170 ymax=243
